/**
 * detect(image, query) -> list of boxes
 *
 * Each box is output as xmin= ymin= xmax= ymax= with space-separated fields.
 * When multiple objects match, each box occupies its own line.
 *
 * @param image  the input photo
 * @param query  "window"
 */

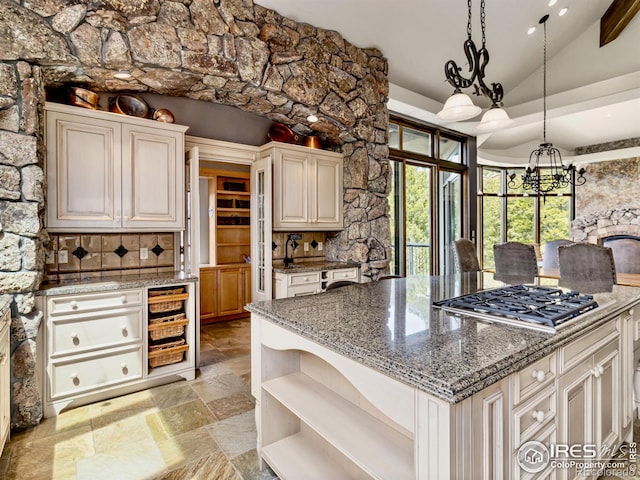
xmin=388 ymin=118 xmax=470 ymax=276
xmin=478 ymin=165 xmax=574 ymax=269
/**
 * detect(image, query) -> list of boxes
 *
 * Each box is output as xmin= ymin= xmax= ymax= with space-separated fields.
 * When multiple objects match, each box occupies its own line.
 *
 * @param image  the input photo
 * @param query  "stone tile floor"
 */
xmin=0 ymin=318 xmax=278 ymax=480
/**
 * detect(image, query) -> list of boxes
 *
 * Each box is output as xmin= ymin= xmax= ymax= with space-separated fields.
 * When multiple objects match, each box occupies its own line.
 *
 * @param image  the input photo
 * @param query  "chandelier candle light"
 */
xmin=508 ymin=14 xmax=586 ymax=196
xmin=437 ymin=0 xmax=513 ymax=131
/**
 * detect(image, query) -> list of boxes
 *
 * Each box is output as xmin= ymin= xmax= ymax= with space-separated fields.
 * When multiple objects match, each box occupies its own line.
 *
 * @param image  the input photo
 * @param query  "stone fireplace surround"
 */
xmin=571 ymin=208 xmax=640 ymax=244
xmin=0 ymin=0 xmax=390 ymax=429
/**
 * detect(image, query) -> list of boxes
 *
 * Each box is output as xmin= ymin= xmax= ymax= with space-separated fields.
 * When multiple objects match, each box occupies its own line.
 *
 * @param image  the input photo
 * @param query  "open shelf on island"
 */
xmin=262 ymin=371 xmax=414 ymax=480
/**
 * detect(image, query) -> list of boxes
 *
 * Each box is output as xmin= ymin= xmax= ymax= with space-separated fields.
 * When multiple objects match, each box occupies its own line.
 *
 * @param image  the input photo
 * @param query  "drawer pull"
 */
xmin=120 ymin=295 xmax=128 ymax=304
xmin=593 ymin=365 xmax=605 ymax=378
xmin=531 ymin=369 xmax=545 ymax=382
xmin=70 ymin=301 xmax=78 ymax=310
xmin=303 ymin=277 xmax=309 ymax=282
xmin=71 ymin=333 xmax=79 ymax=345
xmin=71 ymin=373 xmax=79 ymax=385
xmin=121 ymin=362 xmax=129 ymax=374
xmin=531 ymin=410 xmax=545 ymax=423
xmin=121 ymin=325 xmax=128 ymax=336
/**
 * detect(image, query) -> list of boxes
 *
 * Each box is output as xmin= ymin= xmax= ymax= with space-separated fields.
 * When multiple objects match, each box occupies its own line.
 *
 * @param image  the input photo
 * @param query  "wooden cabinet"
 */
xmin=38 ymin=282 xmax=196 ymax=417
xmin=200 ymin=265 xmax=251 ymax=323
xmin=45 ymin=102 xmax=188 ymax=232
xmin=556 ymin=320 xmax=621 ymax=480
xmin=260 ymin=142 xmax=343 ymax=231
xmin=273 ymin=266 xmax=360 ymax=299
xmin=0 ymin=309 xmax=10 ymax=456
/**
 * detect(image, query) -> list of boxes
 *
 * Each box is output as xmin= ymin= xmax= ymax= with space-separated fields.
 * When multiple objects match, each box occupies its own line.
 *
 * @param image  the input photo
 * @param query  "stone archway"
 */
xmin=0 ymin=0 xmax=391 ymax=429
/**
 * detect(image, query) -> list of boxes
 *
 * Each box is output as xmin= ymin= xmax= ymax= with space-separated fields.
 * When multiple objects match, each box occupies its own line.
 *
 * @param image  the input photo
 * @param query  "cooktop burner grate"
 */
xmin=433 ymin=285 xmax=599 ymax=329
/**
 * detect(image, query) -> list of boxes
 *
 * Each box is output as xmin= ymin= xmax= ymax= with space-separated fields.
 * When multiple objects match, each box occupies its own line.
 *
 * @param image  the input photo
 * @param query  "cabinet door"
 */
xmin=557 ymin=362 xmax=593 ymax=480
xmin=217 ymin=268 xmax=244 ymax=316
xmin=593 ymin=339 xmax=620 ymax=456
xmin=46 ymin=111 xmax=121 ymax=229
xmin=273 ymin=149 xmax=309 ymax=229
xmin=241 ymin=266 xmax=251 ymax=305
xmin=312 ymin=154 xmax=343 ymax=228
xmin=121 ymin=124 xmax=184 ymax=230
xmin=199 ymin=269 xmax=217 ymax=320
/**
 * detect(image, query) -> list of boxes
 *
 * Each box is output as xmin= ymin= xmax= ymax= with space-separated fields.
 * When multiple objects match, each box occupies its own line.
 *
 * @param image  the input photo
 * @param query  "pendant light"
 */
xmin=437 ymin=0 xmax=513 ymax=130
xmin=508 ymin=15 xmax=586 ymax=195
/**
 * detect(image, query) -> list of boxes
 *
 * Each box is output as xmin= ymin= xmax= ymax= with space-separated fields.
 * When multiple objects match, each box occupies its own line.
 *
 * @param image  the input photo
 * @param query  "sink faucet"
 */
xmin=284 ymin=234 xmax=302 ymax=267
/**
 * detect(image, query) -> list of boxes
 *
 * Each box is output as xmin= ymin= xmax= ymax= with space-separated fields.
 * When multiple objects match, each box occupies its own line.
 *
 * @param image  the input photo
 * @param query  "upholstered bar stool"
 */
xmin=558 ymin=243 xmax=617 ymax=293
xmin=542 ymin=239 xmax=574 ymax=269
xmin=493 ymin=242 xmax=538 ymax=284
xmin=453 ymin=239 xmax=481 ymax=273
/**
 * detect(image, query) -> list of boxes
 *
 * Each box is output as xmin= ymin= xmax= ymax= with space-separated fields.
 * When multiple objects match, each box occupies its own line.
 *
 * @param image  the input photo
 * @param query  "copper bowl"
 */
xmin=153 ymin=108 xmax=175 ymax=123
xmin=267 ymin=123 xmax=296 ymax=144
xmin=69 ymin=87 xmax=99 ymax=110
xmin=109 ymin=94 xmax=149 ymax=118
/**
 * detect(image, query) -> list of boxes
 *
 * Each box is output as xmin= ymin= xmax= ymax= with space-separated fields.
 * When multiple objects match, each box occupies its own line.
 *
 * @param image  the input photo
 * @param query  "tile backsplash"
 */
xmin=272 ymin=232 xmax=327 ymax=264
xmin=46 ymin=233 xmax=176 ymax=282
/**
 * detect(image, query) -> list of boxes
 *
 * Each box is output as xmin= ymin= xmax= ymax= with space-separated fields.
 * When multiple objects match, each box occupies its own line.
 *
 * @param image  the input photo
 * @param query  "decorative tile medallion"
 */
xmin=114 ymin=245 xmax=129 ymax=258
xmin=72 ymin=246 xmax=89 ymax=260
xmin=151 ymin=244 xmax=165 ymax=257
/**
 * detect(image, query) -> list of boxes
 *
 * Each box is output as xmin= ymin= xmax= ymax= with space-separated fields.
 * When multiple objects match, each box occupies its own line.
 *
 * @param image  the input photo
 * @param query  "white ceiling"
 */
xmin=256 ymin=0 xmax=640 ymax=165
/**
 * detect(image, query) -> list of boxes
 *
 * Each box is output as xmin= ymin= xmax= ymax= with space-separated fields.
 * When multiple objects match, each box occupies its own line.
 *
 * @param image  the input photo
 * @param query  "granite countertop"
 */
xmin=272 ymin=260 xmax=360 ymax=274
xmin=246 ymin=273 xmax=640 ymax=403
xmin=37 ymin=271 xmax=198 ymax=296
xmin=0 ymin=295 xmax=11 ymax=318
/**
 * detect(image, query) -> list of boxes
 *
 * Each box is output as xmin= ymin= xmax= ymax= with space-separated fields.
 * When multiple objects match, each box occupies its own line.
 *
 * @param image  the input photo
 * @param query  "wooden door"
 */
xmin=121 ymin=124 xmax=184 ymax=230
xmin=312 ymin=154 xmax=343 ymax=228
xmin=46 ymin=111 xmax=121 ymax=229
xmin=217 ymin=267 xmax=244 ymax=316
xmin=199 ymin=268 xmax=217 ymax=321
xmin=273 ymin=148 xmax=309 ymax=228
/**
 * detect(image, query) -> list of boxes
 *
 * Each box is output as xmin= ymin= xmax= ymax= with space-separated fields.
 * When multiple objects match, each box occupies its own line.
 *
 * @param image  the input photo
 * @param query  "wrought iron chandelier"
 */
xmin=508 ymin=15 xmax=586 ymax=196
xmin=437 ymin=0 xmax=513 ymax=131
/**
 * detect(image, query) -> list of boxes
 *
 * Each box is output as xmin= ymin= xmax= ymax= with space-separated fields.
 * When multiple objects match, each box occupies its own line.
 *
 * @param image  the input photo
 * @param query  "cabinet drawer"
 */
xmin=50 ymin=346 xmax=143 ymax=399
xmin=512 ymin=386 xmax=556 ymax=450
xmin=48 ymin=289 xmax=143 ymax=315
xmin=327 ymin=268 xmax=359 ymax=283
xmin=558 ymin=320 xmax=619 ymax=374
xmin=513 ymin=353 xmax=556 ymax=405
xmin=512 ymin=422 xmax=557 ymax=480
xmin=50 ymin=307 xmax=143 ymax=356
xmin=287 ymin=272 xmax=321 ymax=286
xmin=287 ymin=284 xmax=322 ymax=297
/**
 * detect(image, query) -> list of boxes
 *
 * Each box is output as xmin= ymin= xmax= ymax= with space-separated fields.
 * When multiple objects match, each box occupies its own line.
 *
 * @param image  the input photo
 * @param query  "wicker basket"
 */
xmin=148 ymin=291 xmax=189 ymax=314
xmin=148 ymin=338 xmax=188 ymax=368
xmin=148 ymin=313 xmax=189 ymax=341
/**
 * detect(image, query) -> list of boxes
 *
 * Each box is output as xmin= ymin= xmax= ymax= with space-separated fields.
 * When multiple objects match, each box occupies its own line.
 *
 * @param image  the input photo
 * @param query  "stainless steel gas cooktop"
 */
xmin=433 ymin=285 xmax=601 ymax=333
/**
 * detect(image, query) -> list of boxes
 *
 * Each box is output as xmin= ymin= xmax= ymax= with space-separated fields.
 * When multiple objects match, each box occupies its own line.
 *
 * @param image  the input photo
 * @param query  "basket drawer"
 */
xmin=50 ymin=307 xmax=143 ymax=356
xmin=50 ymin=345 xmax=143 ymax=400
xmin=148 ymin=313 xmax=188 ymax=341
xmin=148 ymin=338 xmax=188 ymax=368
xmin=148 ymin=292 xmax=189 ymax=314
xmin=48 ymin=289 xmax=144 ymax=315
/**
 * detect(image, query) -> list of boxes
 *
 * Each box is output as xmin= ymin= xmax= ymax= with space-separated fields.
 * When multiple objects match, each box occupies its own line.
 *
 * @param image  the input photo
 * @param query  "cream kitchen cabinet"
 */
xmin=273 ymin=266 xmax=360 ymax=299
xmin=38 ymin=282 xmax=196 ymax=417
xmin=45 ymin=102 xmax=189 ymax=232
xmin=260 ymin=142 xmax=343 ymax=231
xmin=0 ymin=309 xmax=10 ymax=456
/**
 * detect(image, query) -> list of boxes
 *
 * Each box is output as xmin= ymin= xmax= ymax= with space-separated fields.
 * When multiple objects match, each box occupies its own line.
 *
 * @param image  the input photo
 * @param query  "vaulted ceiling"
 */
xmin=256 ymin=0 xmax=640 ymax=165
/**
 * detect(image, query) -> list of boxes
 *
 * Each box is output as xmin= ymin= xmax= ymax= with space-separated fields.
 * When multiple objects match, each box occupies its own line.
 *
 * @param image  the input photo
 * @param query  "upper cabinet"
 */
xmin=45 ymin=102 xmax=189 ymax=232
xmin=260 ymin=142 xmax=343 ymax=231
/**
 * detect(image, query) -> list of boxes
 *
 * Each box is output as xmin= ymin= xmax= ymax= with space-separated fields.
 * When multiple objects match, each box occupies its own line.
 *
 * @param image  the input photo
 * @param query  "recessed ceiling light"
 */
xmin=306 ymin=114 xmax=318 ymax=123
xmin=527 ymin=26 xmax=537 ymax=35
xmin=548 ymin=0 xmax=557 ymax=6
xmin=558 ymin=7 xmax=568 ymax=16
xmin=114 ymin=70 xmax=132 ymax=79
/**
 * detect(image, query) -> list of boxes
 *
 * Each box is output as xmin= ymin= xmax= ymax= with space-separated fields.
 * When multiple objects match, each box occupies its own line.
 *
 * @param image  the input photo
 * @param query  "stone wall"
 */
xmin=575 ymin=157 xmax=640 ymax=218
xmin=572 ymin=157 xmax=640 ymax=243
xmin=0 ymin=0 xmax=390 ymax=429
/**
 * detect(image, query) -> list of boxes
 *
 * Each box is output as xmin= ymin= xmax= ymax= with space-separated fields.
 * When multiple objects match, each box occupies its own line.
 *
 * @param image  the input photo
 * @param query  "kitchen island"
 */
xmin=246 ymin=273 xmax=640 ymax=479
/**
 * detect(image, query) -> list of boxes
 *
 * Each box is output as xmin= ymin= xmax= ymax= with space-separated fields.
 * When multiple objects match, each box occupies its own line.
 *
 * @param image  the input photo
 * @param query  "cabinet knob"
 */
xmin=593 ymin=365 xmax=605 ymax=378
xmin=70 ymin=373 xmax=79 ymax=385
xmin=531 ymin=369 xmax=545 ymax=382
xmin=303 ymin=277 xmax=309 ymax=282
xmin=531 ymin=410 xmax=545 ymax=422
xmin=121 ymin=325 xmax=128 ymax=336
xmin=120 ymin=295 xmax=128 ymax=304
xmin=70 ymin=301 xmax=78 ymax=310
xmin=71 ymin=333 xmax=79 ymax=345
xmin=121 ymin=362 xmax=128 ymax=374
